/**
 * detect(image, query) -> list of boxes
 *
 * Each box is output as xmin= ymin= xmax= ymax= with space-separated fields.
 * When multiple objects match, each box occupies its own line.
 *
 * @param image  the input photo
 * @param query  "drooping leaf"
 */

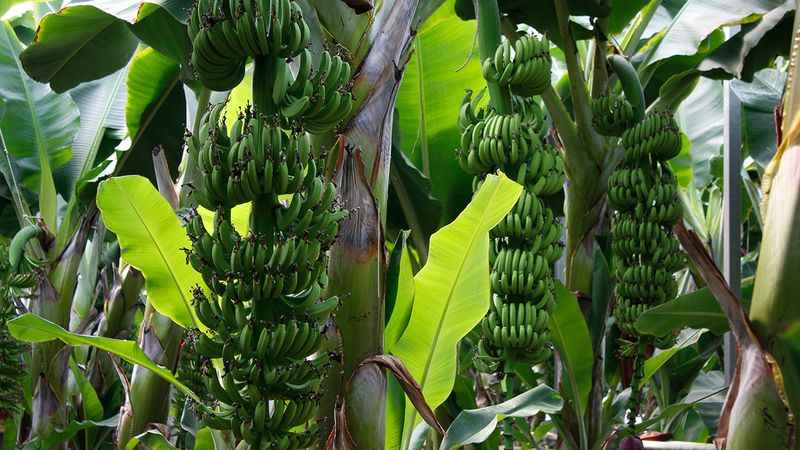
xmin=646 ymin=0 xmax=785 ymax=64
xmin=62 ymin=66 xmax=127 ymax=196
xmin=0 ymin=20 xmax=79 ymax=228
xmin=19 ymin=5 xmax=138 ymax=92
xmin=699 ymin=0 xmax=794 ymax=81
xmin=636 ymin=277 xmax=755 ymax=336
xmin=96 ymin=175 xmax=205 ymax=330
xmin=392 ymin=173 xmax=522 ymax=448
xmin=8 ymin=313 xmax=199 ymax=401
xmin=548 ymin=282 xmax=593 ymax=417
xmin=439 ymin=385 xmax=563 ymax=450
xmin=119 ymin=47 xmax=184 ymax=183
xmin=396 ymin=0 xmax=482 ymax=223
xmin=72 ymin=0 xmax=192 ymax=23
xmin=130 ymin=3 xmax=190 ymax=64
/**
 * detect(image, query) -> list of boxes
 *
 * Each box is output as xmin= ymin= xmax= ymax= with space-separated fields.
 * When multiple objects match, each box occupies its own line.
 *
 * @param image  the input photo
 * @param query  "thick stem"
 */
xmin=30 ymin=219 xmax=91 ymax=444
xmin=473 ymin=0 xmax=512 ymax=114
xmin=253 ymin=56 xmax=284 ymax=116
xmin=553 ymin=0 xmax=604 ymax=163
xmin=180 ymin=88 xmax=211 ymax=207
xmin=117 ymin=311 xmax=182 ymax=449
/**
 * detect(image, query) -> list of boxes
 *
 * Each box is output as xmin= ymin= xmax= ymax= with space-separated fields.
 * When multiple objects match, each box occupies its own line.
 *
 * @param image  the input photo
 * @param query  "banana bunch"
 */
xmin=516 ymin=144 xmax=565 ymax=196
xmin=279 ymin=49 xmax=355 ymax=133
xmin=607 ymin=111 xmax=684 ymax=337
xmin=621 ymin=112 xmax=682 ymax=163
xmin=454 ymin=39 xmax=561 ymax=370
xmin=608 ymin=165 xmax=678 ymax=212
xmin=456 ymin=109 xmax=542 ymax=175
xmin=613 ymin=299 xmax=649 ymax=337
xmin=591 ymin=94 xmax=636 ymax=137
xmin=480 ymin=298 xmax=551 ymax=363
xmin=482 ymin=34 xmax=551 ymax=97
xmin=188 ymin=0 xmax=311 ymax=91
xmin=611 ymin=216 xmax=683 ymax=272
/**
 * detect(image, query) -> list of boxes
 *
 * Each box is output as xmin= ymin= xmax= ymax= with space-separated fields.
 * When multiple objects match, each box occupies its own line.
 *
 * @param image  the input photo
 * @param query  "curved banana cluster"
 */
xmin=188 ymin=0 xmax=354 ymax=134
xmin=188 ymin=0 xmax=310 ymax=90
xmin=482 ymin=34 xmax=551 ymax=97
xmin=279 ymin=49 xmax=355 ymax=133
xmin=608 ymin=112 xmax=684 ymax=336
xmin=456 ymin=73 xmax=563 ymax=368
xmin=591 ymin=94 xmax=636 ymax=137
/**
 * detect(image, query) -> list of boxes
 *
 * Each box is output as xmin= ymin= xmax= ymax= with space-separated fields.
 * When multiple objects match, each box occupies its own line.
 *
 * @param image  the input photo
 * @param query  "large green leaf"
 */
xmin=119 ymin=46 xmax=184 ymax=183
xmin=129 ymin=3 xmax=189 ymax=63
xmin=699 ymin=0 xmax=794 ymax=81
xmin=548 ymin=283 xmax=593 ymax=419
xmin=636 ymin=277 xmax=755 ymax=336
xmin=392 ymin=173 xmax=522 ymax=448
xmin=0 ymin=20 xmax=79 ymax=228
xmin=19 ymin=5 xmax=138 ymax=93
xmin=646 ymin=0 xmax=784 ymax=64
xmin=396 ymin=0 xmax=482 ymax=223
xmin=96 ymin=175 xmax=204 ymax=330
xmin=609 ymin=0 xmax=649 ymax=34
xmin=439 ymin=385 xmax=563 ymax=450
xmin=8 ymin=313 xmax=199 ymax=401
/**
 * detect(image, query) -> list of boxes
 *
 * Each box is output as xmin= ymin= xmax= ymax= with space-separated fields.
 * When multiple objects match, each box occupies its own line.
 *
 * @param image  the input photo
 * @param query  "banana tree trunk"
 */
xmin=319 ymin=1 xmax=419 ymax=447
xmin=28 ymin=217 xmax=92 ymax=444
xmin=745 ymin=9 xmax=800 ymax=446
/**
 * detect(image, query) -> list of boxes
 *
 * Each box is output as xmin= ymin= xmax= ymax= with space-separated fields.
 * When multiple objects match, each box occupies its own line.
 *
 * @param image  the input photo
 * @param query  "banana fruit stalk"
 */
xmin=456 ymin=33 xmax=563 ymax=371
xmin=597 ymin=59 xmax=685 ymax=338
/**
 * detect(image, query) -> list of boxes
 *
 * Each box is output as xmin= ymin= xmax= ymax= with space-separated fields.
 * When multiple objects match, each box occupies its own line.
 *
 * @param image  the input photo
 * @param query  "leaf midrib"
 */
xmin=2 ymin=23 xmax=48 ymax=169
xmin=115 ymin=181 xmax=193 ymax=323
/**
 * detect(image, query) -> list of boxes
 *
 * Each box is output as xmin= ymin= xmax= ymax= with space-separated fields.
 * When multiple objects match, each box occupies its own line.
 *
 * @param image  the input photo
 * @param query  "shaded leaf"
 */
xmin=130 ymin=3 xmax=190 ymax=64
xmin=548 ymin=282 xmax=593 ymax=417
xmin=387 ymin=144 xmax=442 ymax=241
xmin=439 ymin=385 xmax=562 ymax=450
xmin=675 ymin=77 xmax=723 ymax=188
xmin=0 ymin=20 xmax=79 ymax=227
xmin=385 ymin=231 xmax=415 ymax=350
xmin=118 ymin=47 xmax=184 ymax=183
xmin=396 ymin=0 xmax=481 ymax=223
xmin=8 ymin=313 xmax=199 ymax=401
xmin=642 ymin=329 xmax=704 ymax=384
xmin=96 ymin=175 xmax=204 ymax=330
xmin=19 ymin=5 xmax=138 ymax=92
